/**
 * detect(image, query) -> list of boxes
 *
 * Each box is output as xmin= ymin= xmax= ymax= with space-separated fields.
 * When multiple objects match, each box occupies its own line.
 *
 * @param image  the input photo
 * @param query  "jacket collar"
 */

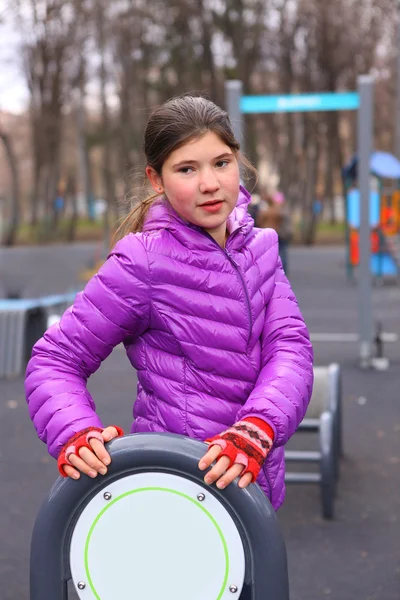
xmin=142 ymin=185 xmax=254 ymax=251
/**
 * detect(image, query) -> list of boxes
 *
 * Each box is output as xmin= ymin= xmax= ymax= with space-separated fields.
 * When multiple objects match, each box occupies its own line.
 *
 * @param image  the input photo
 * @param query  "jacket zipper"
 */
xmin=225 ymin=248 xmax=253 ymax=346
xmin=200 ymin=228 xmax=253 ymax=347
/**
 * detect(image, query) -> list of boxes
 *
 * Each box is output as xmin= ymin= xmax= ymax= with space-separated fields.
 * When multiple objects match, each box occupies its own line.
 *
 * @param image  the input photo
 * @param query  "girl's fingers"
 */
xmin=64 ymin=427 xmax=119 ymax=480
xmin=101 ymin=426 xmax=119 ymax=442
xmin=78 ymin=446 xmax=108 ymax=475
xmin=203 ymin=455 xmax=231 ymax=485
xmin=69 ymin=451 xmax=104 ymax=478
xmin=89 ymin=438 xmax=112 ymax=466
xmin=238 ymin=472 xmax=254 ymax=489
xmin=212 ymin=462 xmax=245 ymax=490
xmin=62 ymin=464 xmax=81 ymax=480
xmin=198 ymin=445 xmax=222 ymax=470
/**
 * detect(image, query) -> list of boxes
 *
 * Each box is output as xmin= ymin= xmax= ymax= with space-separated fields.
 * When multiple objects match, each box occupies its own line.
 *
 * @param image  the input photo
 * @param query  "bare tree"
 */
xmin=5 ymin=0 xmax=398 ymax=244
xmin=13 ymin=0 xmax=82 ymax=233
xmin=69 ymin=1 xmax=97 ymax=224
xmin=0 ymin=127 xmax=20 ymax=245
xmin=96 ymin=0 xmax=116 ymax=249
xmin=256 ymin=0 xmax=394 ymax=234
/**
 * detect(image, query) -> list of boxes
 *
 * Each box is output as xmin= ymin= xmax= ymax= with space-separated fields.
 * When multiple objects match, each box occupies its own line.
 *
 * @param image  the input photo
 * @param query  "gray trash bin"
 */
xmin=0 ymin=293 xmax=76 ymax=379
xmin=24 ymin=306 xmax=47 ymax=365
xmin=30 ymin=433 xmax=289 ymax=600
xmin=0 ymin=300 xmax=46 ymax=378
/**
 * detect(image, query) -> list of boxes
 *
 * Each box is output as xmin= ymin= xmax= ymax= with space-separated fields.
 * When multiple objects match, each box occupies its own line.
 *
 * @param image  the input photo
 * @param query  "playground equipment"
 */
xmin=343 ymin=151 xmax=400 ymax=280
xmin=30 ymin=433 xmax=289 ymax=600
xmin=226 ymin=76 xmax=378 ymax=368
xmin=0 ymin=293 xmax=76 ymax=379
xmin=285 ymin=364 xmax=342 ymax=520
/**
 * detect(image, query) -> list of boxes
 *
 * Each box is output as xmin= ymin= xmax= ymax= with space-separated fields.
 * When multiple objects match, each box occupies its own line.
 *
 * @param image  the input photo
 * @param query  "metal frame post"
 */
xmin=225 ymin=80 xmax=244 ymax=151
xmin=357 ymin=75 xmax=374 ymax=368
xmin=395 ymin=2 xmax=400 ymax=161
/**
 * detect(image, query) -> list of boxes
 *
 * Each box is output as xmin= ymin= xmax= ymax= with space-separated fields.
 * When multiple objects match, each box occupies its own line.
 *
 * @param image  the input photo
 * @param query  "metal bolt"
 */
xmin=197 ymin=493 xmax=206 ymax=502
xmin=77 ymin=581 xmax=86 ymax=590
xmin=103 ymin=492 xmax=112 ymax=501
xmin=229 ymin=584 xmax=238 ymax=593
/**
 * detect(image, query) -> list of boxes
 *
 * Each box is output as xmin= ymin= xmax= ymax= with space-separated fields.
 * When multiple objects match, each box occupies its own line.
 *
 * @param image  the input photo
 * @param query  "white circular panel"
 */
xmin=70 ymin=472 xmax=245 ymax=599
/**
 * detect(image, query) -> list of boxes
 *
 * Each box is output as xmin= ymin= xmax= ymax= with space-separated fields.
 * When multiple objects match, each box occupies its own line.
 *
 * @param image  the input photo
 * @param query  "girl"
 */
xmin=25 ymin=94 xmax=313 ymax=511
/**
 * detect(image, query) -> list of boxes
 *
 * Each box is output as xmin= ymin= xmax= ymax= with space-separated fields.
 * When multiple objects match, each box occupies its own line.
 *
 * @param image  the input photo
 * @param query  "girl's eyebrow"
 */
xmin=172 ymin=152 xmax=233 ymax=168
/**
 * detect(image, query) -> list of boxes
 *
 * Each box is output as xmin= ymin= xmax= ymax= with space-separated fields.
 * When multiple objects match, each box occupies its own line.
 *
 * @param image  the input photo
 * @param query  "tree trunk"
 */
xmin=30 ymin=152 xmax=43 ymax=227
xmin=75 ymin=74 xmax=95 ymax=221
xmin=66 ymin=174 xmax=78 ymax=242
xmin=301 ymin=118 xmax=320 ymax=245
xmin=200 ymin=0 xmax=220 ymax=104
xmin=324 ymin=115 xmax=336 ymax=224
xmin=0 ymin=131 xmax=20 ymax=246
xmin=333 ymin=111 xmax=347 ymax=211
xmin=97 ymin=1 xmax=115 ymax=252
xmin=49 ymin=157 xmax=62 ymax=229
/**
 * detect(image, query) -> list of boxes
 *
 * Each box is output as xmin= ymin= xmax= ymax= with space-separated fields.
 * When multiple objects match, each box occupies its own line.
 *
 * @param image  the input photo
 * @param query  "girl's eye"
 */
xmin=179 ymin=166 xmax=194 ymax=174
xmin=215 ymin=160 xmax=229 ymax=168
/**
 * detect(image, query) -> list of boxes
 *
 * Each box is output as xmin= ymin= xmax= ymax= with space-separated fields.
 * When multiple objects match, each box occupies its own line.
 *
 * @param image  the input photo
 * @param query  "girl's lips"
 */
xmin=199 ymin=200 xmax=224 ymax=213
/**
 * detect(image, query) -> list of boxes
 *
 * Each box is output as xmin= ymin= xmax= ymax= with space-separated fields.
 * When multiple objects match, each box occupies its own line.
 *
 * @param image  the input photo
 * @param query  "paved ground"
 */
xmin=0 ymin=243 xmax=399 ymax=599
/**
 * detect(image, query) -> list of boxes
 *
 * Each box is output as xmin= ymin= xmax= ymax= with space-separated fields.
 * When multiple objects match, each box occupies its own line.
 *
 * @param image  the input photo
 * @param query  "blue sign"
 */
xmin=240 ymin=92 xmax=360 ymax=114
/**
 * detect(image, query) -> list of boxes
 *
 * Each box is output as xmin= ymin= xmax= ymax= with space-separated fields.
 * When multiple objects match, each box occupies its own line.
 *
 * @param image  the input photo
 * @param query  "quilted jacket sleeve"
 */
xmin=25 ymin=234 xmax=151 ymax=458
xmin=235 ymin=259 xmax=314 ymax=447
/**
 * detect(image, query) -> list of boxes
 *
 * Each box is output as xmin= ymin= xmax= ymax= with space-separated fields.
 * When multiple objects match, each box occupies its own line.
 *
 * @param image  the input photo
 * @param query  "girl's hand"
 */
xmin=63 ymin=426 xmax=120 ymax=480
xmin=198 ymin=444 xmax=253 ymax=490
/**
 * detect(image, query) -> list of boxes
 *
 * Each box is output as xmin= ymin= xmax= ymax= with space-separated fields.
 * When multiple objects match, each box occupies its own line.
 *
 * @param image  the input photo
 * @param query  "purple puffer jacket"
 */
xmin=25 ymin=186 xmax=313 ymax=509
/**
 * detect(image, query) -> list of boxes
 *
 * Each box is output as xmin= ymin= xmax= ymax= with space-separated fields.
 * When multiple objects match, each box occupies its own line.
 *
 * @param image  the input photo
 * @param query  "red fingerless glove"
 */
xmin=205 ymin=417 xmax=274 ymax=483
xmin=57 ymin=426 xmax=124 ymax=477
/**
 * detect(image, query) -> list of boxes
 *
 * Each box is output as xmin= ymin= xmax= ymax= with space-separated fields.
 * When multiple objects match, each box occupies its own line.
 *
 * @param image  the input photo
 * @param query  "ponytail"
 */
xmin=112 ymin=192 xmax=159 ymax=246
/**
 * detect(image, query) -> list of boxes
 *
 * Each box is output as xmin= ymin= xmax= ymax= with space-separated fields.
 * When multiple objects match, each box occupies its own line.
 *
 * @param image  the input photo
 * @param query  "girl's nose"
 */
xmin=199 ymin=169 xmax=220 ymax=194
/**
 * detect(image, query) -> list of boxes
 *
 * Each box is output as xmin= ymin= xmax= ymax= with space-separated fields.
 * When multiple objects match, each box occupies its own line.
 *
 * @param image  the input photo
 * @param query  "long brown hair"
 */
xmin=115 ymin=94 xmax=257 ymax=240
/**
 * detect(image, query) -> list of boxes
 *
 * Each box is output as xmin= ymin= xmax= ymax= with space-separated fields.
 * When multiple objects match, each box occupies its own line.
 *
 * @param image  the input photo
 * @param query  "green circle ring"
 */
xmin=84 ymin=487 xmax=230 ymax=599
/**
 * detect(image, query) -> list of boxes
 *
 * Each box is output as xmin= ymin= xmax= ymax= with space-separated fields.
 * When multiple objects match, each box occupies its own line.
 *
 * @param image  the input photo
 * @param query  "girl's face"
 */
xmin=146 ymin=131 xmax=240 ymax=246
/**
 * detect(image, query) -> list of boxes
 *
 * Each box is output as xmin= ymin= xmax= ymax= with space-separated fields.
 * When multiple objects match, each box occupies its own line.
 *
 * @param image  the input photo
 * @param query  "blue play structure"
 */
xmin=343 ymin=151 xmax=400 ymax=279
